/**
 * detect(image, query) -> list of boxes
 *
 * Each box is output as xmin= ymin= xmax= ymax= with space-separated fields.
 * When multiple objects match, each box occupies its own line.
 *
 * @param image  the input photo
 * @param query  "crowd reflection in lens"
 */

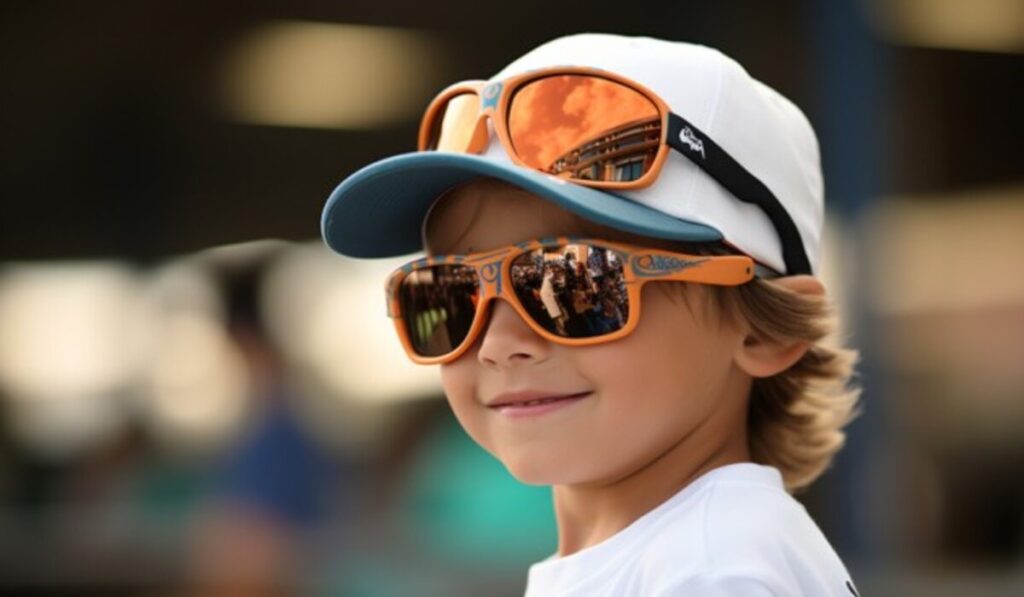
xmin=401 ymin=245 xmax=629 ymax=357
xmin=510 ymin=244 xmax=628 ymax=338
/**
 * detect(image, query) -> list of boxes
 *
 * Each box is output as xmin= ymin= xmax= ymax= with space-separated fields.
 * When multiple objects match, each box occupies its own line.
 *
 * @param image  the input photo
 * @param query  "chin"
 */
xmin=500 ymin=456 xmax=567 ymax=486
xmin=508 ymin=470 xmax=562 ymax=486
xmin=500 ymin=453 xmax=598 ymax=486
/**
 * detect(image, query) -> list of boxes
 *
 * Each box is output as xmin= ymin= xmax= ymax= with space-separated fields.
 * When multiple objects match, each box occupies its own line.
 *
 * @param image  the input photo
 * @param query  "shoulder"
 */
xmin=703 ymin=469 xmax=822 ymax=559
xmin=639 ymin=464 xmax=855 ymax=596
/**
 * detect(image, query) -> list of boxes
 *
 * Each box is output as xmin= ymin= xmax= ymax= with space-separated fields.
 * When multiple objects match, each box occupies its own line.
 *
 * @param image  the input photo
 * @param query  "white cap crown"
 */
xmin=487 ymin=34 xmax=824 ymax=274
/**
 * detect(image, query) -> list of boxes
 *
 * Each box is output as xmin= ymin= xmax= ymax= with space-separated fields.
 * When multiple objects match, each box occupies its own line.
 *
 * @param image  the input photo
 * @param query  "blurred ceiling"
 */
xmin=1 ymin=0 xmax=1021 ymax=261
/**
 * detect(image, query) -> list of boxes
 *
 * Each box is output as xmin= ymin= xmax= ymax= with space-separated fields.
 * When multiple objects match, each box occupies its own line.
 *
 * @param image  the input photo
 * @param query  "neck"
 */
xmin=550 ymin=379 xmax=752 ymax=557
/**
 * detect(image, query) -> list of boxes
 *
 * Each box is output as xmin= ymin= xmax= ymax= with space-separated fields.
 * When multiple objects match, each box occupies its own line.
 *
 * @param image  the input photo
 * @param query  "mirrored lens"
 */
xmin=507 ymin=75 xmax=661 ymax=182
xmin=399 ymin=265 xmax=479 ymax=357
xmin=429 ymin=92 xmax=481 ymax=152
xmin=510 ymin=244 xmax=629 ymax=338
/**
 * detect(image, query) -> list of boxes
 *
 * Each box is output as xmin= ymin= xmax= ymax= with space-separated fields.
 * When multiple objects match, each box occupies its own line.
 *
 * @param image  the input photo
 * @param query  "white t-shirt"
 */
xmin=525 ymin=463 xmax=858 ymax=596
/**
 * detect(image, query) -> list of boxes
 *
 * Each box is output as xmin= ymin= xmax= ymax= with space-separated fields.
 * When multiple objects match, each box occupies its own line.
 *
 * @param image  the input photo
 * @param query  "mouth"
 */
xmin=487 ymin=391 xmax=592 ymax=417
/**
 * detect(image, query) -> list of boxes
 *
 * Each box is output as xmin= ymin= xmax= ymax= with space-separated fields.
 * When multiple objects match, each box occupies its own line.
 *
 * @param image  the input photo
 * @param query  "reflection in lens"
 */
xmin=399 ymin=265 xmax=478 ymax=357
xmin=508 ymin=75 xmax=660 ymax=182
xmin=510 ymin=244 xmax=628 ymax=338
xmin=431 ymin=92 xmax=480 ymax=152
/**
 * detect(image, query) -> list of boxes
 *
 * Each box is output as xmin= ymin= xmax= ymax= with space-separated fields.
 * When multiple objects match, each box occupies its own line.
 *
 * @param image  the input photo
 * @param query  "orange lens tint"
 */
xmin=507 ymin=75 xmax=662 ymax=182
xmin=429 ymin=92 xmax=481 ymax=152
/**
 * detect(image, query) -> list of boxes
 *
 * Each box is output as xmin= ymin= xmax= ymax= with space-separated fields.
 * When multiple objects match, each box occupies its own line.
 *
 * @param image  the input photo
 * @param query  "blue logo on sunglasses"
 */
xmin=632 ymin=254 xmax=707 ymax=277
xmin=482 ymin=82 xmax=502 ymax=109
xmin=480 ymin=259 xmax=503 ymax=293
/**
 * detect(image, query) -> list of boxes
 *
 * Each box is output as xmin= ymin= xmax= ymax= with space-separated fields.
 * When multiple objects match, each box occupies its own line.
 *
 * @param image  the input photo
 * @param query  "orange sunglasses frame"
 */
xmin=417 ymin=66 xmax=675 ymax=191
xmin=386 ymin=237 xmax=756 ymax=365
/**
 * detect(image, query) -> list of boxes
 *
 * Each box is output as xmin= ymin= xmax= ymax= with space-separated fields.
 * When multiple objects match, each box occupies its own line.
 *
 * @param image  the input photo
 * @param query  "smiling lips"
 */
xmin=487 ymin=390 xmax=590 ymax=408
xmin=486 ymin=390 xmax=592 ymax=417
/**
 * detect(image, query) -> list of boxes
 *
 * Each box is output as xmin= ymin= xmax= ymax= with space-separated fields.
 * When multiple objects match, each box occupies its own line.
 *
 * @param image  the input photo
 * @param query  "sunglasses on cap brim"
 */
xmin=418 ymin=66 xmax=811 ymax=276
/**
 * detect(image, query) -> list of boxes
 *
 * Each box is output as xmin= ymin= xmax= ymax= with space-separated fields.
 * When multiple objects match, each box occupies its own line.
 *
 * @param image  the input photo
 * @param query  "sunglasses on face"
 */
xmin=387 ymin=237 xmax=765 ymax=364
xmin=418 ymin=67 xmax=811 ymax=276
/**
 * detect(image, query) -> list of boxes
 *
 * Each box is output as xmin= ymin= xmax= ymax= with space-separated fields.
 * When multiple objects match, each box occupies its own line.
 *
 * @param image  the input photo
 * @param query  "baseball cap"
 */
xmin=320 ymin=33 xmax=824 ymax=275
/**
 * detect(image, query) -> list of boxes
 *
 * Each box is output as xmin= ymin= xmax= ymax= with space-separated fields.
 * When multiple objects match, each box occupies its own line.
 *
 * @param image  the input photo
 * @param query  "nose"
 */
xmin=475 ymin=299 xmax=551 ymax=367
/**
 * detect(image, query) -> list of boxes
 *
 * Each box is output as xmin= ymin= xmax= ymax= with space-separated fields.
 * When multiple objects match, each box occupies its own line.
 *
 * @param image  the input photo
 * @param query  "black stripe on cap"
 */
xmin=666 ymin=112 xmax=811 ymax=275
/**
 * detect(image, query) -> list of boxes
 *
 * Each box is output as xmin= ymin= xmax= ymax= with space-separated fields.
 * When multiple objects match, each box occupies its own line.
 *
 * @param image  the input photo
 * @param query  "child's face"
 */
xmin=424 ymin=179 xmax=750 ymax=486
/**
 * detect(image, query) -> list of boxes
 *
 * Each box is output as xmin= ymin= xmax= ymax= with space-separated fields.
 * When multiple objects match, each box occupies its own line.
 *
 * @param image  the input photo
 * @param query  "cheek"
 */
xmin=577 ymin=294 xmax=737 ymax=436
xmin=438 ymin=357 xmax=495 ymax=453
xmin=439 ymin=359 xmax=474 ymax=416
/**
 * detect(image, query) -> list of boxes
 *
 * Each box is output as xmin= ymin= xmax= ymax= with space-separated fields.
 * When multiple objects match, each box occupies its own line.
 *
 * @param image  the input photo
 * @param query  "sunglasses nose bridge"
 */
xmin=464 ymin=110 xmax=493 ymax=155
xmin=458 ymin=287 xmax=515 ymax=350
xmin=466 ymin=291 xmax=535 ymax=348
xmin=470 ymin=259 xmax=521 ymax=324
xmin=475 ymin=260 xmax=505 ymax=299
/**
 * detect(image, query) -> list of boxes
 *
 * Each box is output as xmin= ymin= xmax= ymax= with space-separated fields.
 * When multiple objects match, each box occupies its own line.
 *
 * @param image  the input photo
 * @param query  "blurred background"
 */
xmin=1 ymin=0 xmax=1023 ymax=595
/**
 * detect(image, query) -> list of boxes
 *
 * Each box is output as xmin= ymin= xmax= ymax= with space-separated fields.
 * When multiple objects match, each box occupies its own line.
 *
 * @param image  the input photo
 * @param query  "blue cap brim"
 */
xmin=321 ymin=152 xmax=722 ymax=257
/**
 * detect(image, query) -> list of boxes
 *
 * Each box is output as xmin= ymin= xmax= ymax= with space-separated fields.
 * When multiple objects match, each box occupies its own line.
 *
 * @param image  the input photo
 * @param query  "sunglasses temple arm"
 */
xmin=632 ymin=253 xmax=755 ymax=285
xmin=666 ymin=113 xmax=811 ymax=276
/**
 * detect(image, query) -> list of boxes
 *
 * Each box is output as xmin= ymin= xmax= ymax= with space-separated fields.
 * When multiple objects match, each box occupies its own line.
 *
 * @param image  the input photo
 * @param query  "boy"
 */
xmin=321 ymin=34 xmax=861 ymax=596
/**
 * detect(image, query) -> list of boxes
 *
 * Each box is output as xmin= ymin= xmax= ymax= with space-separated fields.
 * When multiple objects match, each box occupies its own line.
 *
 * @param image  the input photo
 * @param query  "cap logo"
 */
xmin=679 ymin=126 xmax=706 ymax=159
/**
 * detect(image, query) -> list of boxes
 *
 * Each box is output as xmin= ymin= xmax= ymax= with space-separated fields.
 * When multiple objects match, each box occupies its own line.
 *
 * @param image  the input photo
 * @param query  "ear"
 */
xmin=733 ymin=275 xmax=826 ymax=378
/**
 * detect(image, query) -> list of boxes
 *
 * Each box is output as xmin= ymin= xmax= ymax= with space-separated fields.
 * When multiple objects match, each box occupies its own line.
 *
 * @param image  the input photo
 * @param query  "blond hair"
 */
xmin=707 ymin=276 xmax=861 ymax=493
xmin=648 ymin=236 xmax=861 ymax=493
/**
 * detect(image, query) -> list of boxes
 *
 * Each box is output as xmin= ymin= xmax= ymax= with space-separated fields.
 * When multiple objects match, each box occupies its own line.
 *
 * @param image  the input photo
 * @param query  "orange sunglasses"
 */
xmin=417 ymin=67 xmax=812 ymax=275
xmin=419 ymin=67 xmax=674 ymax=190
xmin=386 ymin=237 xmax=759 ymax=364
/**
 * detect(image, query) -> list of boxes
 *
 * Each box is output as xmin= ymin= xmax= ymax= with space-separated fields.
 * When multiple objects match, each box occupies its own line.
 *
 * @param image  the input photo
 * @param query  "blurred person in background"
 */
xmin=185 ymin=256 xmax=336 ymax=597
